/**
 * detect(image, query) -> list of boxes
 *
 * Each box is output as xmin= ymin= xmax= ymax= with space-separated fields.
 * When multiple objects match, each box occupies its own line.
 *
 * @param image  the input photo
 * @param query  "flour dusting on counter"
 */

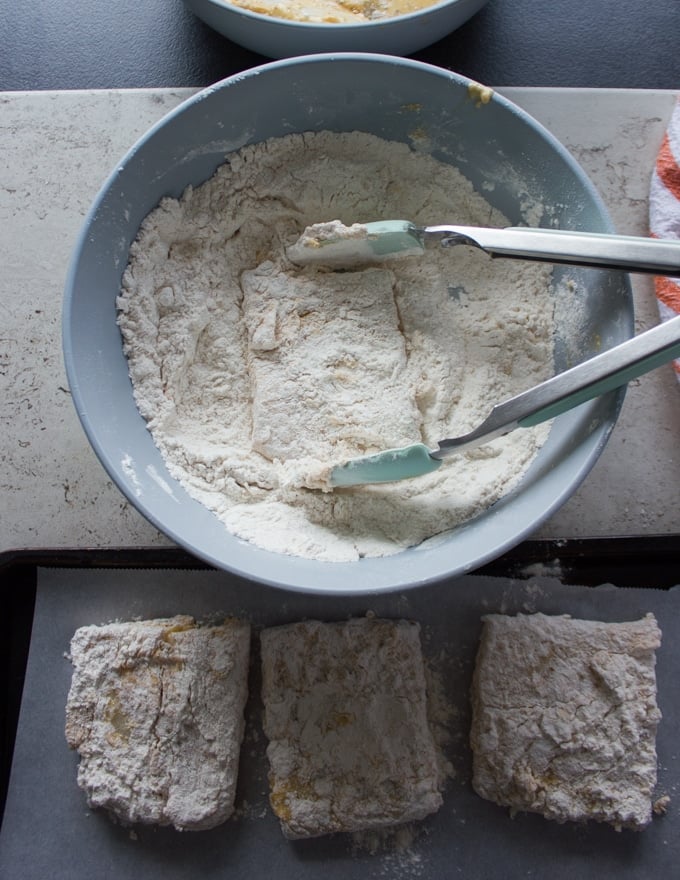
xmin=117 ymin=131 xmax=556 ymax=561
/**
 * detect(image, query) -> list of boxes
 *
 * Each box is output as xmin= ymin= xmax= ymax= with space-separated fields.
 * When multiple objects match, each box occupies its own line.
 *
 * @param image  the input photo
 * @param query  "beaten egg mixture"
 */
xmin=229 ymin=0 xmax=440 ymax=23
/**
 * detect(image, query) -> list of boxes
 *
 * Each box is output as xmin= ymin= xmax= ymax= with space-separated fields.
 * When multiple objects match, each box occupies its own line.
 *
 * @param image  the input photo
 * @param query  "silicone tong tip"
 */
xmin=330 ymin=443 xmax=441 ymax=487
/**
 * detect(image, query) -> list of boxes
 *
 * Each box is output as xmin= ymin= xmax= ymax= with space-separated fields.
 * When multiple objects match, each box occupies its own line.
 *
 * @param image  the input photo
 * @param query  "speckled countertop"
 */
xmin=1 ymin=87 xmax=679 ymax=554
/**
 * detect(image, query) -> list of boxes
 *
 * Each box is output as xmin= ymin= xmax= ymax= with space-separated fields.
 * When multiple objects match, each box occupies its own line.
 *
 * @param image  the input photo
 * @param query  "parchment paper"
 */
xmin=1 ymin=568 xmax=678 ymax=879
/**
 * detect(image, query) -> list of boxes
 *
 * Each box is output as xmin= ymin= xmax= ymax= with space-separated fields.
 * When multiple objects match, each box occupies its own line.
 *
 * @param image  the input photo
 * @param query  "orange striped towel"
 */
xmin=649 ymin=97 xmax=680 ymax=378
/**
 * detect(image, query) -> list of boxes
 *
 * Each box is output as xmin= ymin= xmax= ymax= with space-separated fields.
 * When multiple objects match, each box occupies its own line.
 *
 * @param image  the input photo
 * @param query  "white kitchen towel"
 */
xmin=649 ymin=96 xmax=680 ymax=380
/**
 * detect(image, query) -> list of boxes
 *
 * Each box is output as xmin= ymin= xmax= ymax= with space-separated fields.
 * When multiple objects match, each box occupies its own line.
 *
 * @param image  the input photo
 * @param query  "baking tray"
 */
xmin=1 ymin=538 xmax=679 ymax=879
xmin=2 ymin=537 xmax=679 ymax=821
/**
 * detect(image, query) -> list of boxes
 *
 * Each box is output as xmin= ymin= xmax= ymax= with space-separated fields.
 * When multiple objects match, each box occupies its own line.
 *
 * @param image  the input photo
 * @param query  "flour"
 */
xmin=117 ymin=131 xmax=556 ymax=561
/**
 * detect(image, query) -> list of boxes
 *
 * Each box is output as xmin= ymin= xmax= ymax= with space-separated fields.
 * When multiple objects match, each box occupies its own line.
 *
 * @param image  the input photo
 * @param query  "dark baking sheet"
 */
xmin=0 ymin=542 xmax=678 ymax=879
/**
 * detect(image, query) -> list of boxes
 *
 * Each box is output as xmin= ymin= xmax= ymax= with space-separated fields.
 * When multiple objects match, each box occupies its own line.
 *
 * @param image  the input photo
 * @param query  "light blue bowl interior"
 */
xmin=63 ymin=54 xmax=632 ymax=595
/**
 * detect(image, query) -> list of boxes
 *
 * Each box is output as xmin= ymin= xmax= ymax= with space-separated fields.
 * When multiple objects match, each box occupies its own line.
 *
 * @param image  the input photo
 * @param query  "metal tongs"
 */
xmin=330 ymin=314 xmax=680 ymax=487
xmin=288 ymin=219 xmax=680 ymax=275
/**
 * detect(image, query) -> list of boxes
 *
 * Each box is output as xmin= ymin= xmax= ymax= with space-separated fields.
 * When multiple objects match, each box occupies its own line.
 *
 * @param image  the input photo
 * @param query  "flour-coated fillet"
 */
xmin=260 ymin=617 xmax=443 ymax=839
xmin=240 ymin=263 xmax=422 ymax=463
xmin=65 ymin=615 xmax=251 ymax=831
xmin=470 ymin=612 xmax=662 ymax=830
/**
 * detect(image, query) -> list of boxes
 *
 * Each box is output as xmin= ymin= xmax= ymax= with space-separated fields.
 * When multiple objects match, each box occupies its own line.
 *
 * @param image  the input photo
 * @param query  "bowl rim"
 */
xmin=62 ymin=53 xmax=632 ymax=595
xmin=184 ymin=0 xmax=487 ymax=31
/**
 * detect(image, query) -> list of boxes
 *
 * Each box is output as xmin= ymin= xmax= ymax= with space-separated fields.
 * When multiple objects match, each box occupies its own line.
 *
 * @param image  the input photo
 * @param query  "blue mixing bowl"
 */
xmin=63 ymin=55 xmax=632 ymax=594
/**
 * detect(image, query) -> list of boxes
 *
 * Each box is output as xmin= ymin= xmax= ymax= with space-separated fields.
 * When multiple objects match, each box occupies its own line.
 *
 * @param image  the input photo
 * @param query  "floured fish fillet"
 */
xmin=240 ymin=263 xmax=421 ymax=463
xmin=260 ymin=617 xmax=443 ymax=839
xmin=470 ymin=612 xmax=662 ymax=830
xmin=65 ymin=615 xmax=251 ymax=831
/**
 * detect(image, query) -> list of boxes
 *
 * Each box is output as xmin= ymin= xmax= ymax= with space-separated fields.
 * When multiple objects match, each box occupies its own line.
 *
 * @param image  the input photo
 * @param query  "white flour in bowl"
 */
xmin=117 ymin=131 xmax=557 ymax=562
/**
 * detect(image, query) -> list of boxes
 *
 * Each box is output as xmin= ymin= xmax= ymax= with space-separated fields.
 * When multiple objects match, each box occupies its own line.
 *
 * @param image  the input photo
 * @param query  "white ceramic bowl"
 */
xmin=182 ymin=0 xmax=489 ymax=58
xmin=63 ymin=54 xmax=633 ymax=595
